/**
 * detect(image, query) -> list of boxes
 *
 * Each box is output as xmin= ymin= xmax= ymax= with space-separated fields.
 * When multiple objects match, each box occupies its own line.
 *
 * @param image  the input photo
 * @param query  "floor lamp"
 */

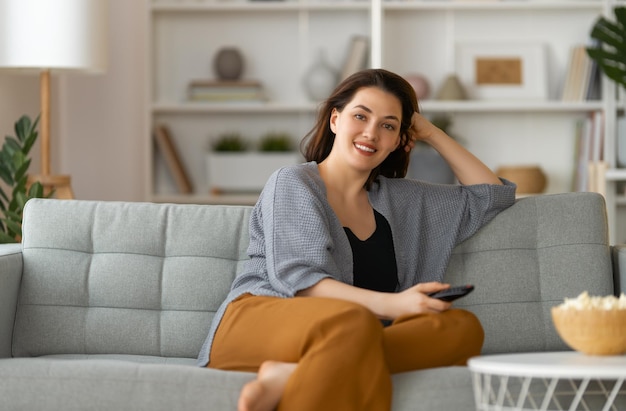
xmin=0 ymin=0 xmax=107 ymax=199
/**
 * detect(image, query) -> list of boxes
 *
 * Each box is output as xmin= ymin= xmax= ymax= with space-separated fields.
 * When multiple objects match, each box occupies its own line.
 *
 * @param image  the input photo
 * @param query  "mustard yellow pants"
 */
xmin=208 ymin=294 xmax=484 ymax=411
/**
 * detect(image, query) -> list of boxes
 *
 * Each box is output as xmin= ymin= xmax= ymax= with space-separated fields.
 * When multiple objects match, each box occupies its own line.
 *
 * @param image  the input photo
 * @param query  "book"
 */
xmin=561 ymin=44 xmax=595 ymax=102
xmin=573 ymin=117 xmax=590 ymax=192
xmin=573 ymin=111 xmax=605 ymax=192
xmin=340 ymin=36 xmax=369 ymax=81
xmin=154 ymin=124 xmax=193 ymax=194
xmin=590 ymin=110 xmax=605 ymax=163
xmin=187 ymin=80 xmax=267 ymax=102
xmin=585 ymin=40 xmax=601 ymax=101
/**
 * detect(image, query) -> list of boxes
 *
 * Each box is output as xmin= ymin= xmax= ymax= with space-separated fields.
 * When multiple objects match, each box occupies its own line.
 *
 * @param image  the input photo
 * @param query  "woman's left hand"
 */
xmin=404 ymin=112 xmax=438 ymax=152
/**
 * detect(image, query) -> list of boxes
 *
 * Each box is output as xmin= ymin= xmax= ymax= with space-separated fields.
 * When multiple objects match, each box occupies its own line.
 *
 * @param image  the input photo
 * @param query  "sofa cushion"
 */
xmin=0 ymin=357 xmax=255 ymax=411
xmin=445 ymin=193 xmax=613 ymax=354
xmin=13 ymin=199 xmax=252 ymax=358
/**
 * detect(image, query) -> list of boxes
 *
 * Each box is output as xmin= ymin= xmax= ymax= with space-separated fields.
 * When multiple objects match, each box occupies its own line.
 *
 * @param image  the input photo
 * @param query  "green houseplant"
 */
xmin=586 ymin=7 xmax=626 ymax=89
xmin=259 ymin=132 xmax=293 ymax=152
xmin=207 ymin=131 xmax=300 ymax=193
xmin=211 ymin=133 xmax=248 ymax=152
xmin=587 ymin=7 xmax=626 ymax=167
xmin=0 ymin=115 xmax=45 ymax=243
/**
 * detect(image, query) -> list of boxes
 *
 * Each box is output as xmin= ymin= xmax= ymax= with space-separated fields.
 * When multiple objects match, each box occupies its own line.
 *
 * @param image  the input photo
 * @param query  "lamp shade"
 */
xmin=0 ymin=0 xmax=107 ymax=72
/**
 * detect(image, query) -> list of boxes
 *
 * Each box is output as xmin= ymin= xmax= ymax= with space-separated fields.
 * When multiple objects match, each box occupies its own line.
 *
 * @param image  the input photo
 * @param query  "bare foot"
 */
xmin=238 ymin=361 xmax=297 ymax=411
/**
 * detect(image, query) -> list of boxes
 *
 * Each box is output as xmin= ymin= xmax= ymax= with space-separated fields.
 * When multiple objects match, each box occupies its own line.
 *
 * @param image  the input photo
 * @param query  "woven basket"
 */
xmin=496 ymin=165 xmax=547 ymax=194
xmin=551 ymin=307 xmax=626 ymax=355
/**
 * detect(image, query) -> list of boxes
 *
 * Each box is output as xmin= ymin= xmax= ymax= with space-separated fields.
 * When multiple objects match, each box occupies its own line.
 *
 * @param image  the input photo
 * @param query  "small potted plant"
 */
xmin=211 ymin=133 xmax=248 ymax=152
xmin=258 ymin=132 xmax=293 ymax=152
xmin=207 ymin=132 xmax=301 ymax=194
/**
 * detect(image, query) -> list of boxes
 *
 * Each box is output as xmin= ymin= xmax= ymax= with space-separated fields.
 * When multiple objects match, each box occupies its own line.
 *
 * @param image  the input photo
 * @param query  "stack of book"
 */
xmin=573 ymin=111 xmax=604 ymax=192
xmin=561 ymin=44 xmax=600 ymax=102
xmin=187 ymin=80 xmax=267 ymax=103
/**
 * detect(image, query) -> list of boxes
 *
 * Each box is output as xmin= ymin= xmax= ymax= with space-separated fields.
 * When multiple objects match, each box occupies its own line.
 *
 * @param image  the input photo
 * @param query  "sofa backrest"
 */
xmin=446 ymin=192 xmax=614 ymax=354
xmin=13 ymin=193 xmax=615 ymax=359
xmin=13 ymin=199 xmax=251 ymax=358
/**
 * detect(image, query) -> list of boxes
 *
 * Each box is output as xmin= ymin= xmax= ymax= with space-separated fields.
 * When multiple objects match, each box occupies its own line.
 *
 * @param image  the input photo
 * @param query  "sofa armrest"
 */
xmin=0 ymin=244 xmax=23 ymax=358
xmin=611 ymin=245 xmax=626 ymax=296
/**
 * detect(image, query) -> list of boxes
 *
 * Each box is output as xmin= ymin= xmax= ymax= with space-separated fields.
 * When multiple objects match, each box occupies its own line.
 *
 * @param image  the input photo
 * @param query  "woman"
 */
xmin=197 ymin=69 xmax=516 ymax=411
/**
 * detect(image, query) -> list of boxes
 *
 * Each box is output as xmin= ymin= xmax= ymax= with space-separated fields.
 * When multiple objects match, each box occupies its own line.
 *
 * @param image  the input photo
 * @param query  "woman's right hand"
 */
xmin=382 ymin=282 xmax=452 ymax=319
xmin=297 ymin=278 xmax=452 ymax=321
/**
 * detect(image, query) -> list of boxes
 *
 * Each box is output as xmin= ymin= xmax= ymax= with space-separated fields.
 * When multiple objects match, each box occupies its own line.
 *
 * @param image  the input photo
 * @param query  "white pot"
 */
xmin=207 ymin=152 xmax=302 ymax=193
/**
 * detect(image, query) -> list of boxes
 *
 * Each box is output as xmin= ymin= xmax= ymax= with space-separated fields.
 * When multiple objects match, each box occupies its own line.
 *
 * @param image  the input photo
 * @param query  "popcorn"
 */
xmin=558 ymin=291 xmax=626 ymax=310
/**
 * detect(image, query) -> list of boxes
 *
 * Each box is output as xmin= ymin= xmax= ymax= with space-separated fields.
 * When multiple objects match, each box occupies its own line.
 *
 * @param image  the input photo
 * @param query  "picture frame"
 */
xmin=455 ymin=42 xmax=548 ymax=100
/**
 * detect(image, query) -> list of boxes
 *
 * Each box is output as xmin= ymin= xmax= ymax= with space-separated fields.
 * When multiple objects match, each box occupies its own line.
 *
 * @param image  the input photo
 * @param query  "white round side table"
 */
xmin=468 ymin=352 xmax=626 ymax=411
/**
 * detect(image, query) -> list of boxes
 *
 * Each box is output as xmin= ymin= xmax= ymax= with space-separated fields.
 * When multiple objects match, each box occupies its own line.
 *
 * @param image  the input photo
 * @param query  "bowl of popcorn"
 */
xmin=551 ymin=292 xmax=626 ymax=355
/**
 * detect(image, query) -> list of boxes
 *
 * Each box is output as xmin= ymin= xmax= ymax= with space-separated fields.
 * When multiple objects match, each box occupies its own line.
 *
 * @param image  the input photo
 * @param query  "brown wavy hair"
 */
xmin=300 ymin=68 xmax=419 ymax=190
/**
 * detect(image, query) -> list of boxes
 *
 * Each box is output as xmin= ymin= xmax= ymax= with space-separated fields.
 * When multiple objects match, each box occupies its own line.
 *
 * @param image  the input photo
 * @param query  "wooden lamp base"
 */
xmin=28 ymin=174 xmax=74 ymax=199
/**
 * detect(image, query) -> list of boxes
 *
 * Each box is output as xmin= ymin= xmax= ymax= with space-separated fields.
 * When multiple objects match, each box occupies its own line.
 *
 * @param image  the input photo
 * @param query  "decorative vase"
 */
xmin=214 ymin=47 xmax=244 ymax=81
xmin=303 ymin=50 xmax=338 ymax=102
xmin=404 ymin=73 xmax=431 ymax=100
xmin=436 ymin=74 xmax=468 ymax=100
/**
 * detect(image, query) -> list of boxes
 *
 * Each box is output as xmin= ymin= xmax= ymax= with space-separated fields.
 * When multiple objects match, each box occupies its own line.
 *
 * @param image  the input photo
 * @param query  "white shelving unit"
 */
xmin=593 ymin=0 xmax=626 ymax=244
xmin=145 ymin=0 xmax=609 ymax=208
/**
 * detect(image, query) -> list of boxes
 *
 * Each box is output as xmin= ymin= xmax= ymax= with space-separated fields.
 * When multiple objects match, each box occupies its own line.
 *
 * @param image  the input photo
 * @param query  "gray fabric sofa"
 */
xmin=0 ymin=193 xmax=624 ymax=411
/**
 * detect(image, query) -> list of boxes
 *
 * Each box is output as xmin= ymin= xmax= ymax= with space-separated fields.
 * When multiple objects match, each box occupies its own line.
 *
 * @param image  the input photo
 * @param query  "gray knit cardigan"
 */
xmin=197 ymin=161 xmax=516 ymax=366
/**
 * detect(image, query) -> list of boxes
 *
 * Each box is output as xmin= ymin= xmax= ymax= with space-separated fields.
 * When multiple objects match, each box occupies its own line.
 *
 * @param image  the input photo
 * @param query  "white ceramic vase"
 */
xmin=303 ymin=50 xmax=338 ymax=102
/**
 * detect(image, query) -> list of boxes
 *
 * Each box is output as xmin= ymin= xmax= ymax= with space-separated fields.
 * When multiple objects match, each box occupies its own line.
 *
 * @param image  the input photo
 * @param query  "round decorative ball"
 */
xmin=214 ymin=47 xmax=244 ymax=81
xmin=404 ymin=74 xmax=431 ymax=100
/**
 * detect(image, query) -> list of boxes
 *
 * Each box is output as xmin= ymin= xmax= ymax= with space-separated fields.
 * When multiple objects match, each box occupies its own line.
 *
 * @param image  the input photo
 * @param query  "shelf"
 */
xmin=382 ymin=0 xmax=604 ymax=10
xmin=606 ymin=168 xmax=626 ymax=182
xmin=150 ymin=0 xmax=371 ymax=12
xmin=152 ymin=101 xmax=319 ymax=114
xmin=419 ymin=100 xmax=603 ymax=114
xmin=152 ymin=100 xmax=604 ymax=114
xmin=150 ymin=0 xmax=603 ymax=14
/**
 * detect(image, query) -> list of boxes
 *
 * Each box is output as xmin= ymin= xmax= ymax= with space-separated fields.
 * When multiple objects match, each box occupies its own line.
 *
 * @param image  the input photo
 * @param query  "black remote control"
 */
xmin=428 ymin=284 xmax=474 ymax=302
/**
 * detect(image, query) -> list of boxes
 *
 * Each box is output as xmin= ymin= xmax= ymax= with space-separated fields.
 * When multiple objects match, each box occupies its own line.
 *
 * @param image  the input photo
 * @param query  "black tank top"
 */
xmin=344 ymin=210 xmax=399 ymax=293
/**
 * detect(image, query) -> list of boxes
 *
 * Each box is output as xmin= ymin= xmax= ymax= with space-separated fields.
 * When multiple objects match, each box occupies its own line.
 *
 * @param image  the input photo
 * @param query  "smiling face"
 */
xmin=328 ymin=86 xmax=402 ymax=173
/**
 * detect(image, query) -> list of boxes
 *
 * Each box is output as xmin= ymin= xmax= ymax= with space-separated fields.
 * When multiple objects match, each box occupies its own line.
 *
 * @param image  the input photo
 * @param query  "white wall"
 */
xmin=0 ymin=0 xmax=145 ymax=202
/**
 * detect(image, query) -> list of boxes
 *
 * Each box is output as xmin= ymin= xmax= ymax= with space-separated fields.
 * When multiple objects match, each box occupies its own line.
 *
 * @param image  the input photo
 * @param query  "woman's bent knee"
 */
xmin=317 ymin=299 xmax=383 ymax=340
xmin=447 ymin=309 xmax=484 ymax=361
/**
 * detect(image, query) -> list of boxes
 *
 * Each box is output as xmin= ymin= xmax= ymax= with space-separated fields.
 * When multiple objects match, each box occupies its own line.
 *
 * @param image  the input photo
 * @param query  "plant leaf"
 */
xmin=14 ymin=115 xmax=31 ymax=143
xmin=588 ymin=8 xmax=626 ymax=89
xmin=4 ymin=217 xmax=22 ymax=236
xmin=590 ymin=18 xmax=626 ymax=51
xmin=0 ymin=167 xmax=14 ymax=186
xmin=616 ymin=7 xmax=626 ymax=29
xmin=28 ymin=181 xmax=44 ymax=198
xmin=13 ymin=189 xmax=27 ymax=210
xmin=5 ymin=209 xmax=22 ymax=221
xmin=14 ymin=159 xmax=31 ymax=183
xmin=0 ymin=229 xmax=17 ymax=244
xmin=0 ymin=114 xmax=41 ymax=242
xmin=22 ymin=115 xmax=40 ymax=155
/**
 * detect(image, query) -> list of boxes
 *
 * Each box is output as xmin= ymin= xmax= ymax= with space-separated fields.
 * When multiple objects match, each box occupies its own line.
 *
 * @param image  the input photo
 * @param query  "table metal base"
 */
xmin=472 ymin=372 xmax=626 ymax=411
